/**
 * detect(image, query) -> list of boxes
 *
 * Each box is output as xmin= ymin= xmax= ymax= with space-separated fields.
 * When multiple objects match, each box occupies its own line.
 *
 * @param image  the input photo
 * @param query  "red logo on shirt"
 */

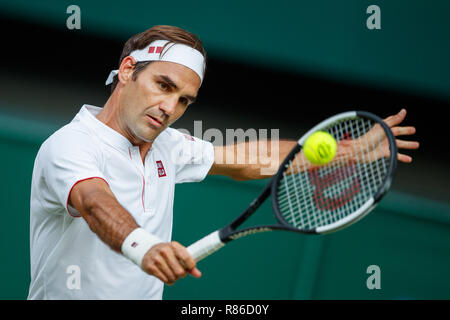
xmin=156 ymin=160 xmax=166 ymax=177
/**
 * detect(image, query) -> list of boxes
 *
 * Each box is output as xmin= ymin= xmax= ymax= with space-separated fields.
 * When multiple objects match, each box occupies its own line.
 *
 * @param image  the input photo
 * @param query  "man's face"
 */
xmin=118 ymin=60 xmax=201 ymax=144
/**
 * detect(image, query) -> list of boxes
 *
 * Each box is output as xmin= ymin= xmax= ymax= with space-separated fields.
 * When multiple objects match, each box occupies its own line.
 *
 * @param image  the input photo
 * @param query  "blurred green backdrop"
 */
xmin=0 ymin=0 xmax=449 ymax=100
xmin=0 ymin=0 xmax=449 ymax=300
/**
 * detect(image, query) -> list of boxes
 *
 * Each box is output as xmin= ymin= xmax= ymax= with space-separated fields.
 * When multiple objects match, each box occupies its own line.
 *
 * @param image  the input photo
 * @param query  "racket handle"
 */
xmin=187 ymin=230 xmax=225 ymax=262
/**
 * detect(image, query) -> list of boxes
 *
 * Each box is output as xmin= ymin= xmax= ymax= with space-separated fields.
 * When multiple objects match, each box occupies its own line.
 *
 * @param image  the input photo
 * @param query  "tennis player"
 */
xmin=28 ymin=25 xmax=419 ymax=299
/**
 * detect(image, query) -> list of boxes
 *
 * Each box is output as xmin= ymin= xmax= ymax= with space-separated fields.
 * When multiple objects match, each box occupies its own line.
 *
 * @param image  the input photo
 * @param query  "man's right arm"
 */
xmin=68 ymin=178 xmax=201 ymax=285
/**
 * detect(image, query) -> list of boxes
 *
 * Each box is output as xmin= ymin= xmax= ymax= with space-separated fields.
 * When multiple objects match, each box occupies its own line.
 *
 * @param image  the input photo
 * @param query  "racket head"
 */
xmin=271 ymin=111 xmax=397 ymax=234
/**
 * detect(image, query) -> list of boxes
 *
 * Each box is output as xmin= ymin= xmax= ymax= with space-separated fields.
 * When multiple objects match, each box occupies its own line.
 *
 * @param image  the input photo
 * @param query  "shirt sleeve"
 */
xmin=39 ymin=127 xmax=108 ymax=217
xmin=167 ymin=129 xmax=215 ymax=184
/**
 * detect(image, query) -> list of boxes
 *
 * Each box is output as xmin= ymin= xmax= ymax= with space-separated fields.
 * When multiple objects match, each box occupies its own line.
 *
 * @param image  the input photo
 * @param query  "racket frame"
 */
xmin=271 ymin=110 xmax=397 ymax=234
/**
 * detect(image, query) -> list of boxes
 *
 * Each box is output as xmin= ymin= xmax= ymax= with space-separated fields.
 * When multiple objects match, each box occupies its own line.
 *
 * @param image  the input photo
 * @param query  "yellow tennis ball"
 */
xmin=303 ymin=131 xmax=337 ymax=165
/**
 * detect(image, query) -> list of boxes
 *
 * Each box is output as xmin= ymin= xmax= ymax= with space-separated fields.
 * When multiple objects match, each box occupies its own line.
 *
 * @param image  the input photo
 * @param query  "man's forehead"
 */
xmin=146 ymin=61 xmax=201 ymax=88
xmin=142 ymin=61 xmax=200 ymax=101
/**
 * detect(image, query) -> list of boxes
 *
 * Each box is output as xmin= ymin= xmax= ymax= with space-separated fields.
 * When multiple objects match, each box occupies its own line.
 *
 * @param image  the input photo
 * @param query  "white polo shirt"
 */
xmin=28 ymin=104 xmax=214 ymax=300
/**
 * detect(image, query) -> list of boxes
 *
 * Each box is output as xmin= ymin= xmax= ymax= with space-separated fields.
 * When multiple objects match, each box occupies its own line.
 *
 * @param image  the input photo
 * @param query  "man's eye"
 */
xmin=180 ymin=97 xmax=188 ymax=105
xmin=158 ymin=82 xmax=169 ymax=91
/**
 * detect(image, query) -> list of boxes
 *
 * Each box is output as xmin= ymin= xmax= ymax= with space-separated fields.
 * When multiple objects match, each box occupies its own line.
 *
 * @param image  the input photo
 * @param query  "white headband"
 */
xmin=105 ymin=40 xmax=206 ymax=85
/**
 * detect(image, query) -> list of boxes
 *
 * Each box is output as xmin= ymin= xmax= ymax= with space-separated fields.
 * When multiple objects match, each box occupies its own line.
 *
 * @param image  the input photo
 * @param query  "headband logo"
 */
xmin=148 ymin=46 xmax=163 ymax=54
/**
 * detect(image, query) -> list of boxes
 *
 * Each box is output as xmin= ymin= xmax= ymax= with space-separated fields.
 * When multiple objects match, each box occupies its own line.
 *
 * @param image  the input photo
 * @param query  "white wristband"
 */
xmin=121 ymin=228 xmax=163 ymax=268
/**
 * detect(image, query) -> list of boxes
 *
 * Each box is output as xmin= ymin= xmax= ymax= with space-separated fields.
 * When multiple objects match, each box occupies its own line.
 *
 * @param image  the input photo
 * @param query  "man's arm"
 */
xmin=208 ymin=109 xmax=419 ymax=181
xmin=208 ymin=139 xmax=298 ymax=181
xmin=69 ymin=178 xmax=201 ymax=285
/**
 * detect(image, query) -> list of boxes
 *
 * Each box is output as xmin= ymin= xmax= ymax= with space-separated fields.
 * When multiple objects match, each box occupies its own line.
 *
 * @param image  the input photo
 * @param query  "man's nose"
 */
xmin=159 ymin=96 xmax=178 ymax=116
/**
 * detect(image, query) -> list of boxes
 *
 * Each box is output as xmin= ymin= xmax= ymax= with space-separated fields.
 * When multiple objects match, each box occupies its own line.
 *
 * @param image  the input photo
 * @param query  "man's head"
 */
xmin=106 ymin=25 xmax=207 ymax=144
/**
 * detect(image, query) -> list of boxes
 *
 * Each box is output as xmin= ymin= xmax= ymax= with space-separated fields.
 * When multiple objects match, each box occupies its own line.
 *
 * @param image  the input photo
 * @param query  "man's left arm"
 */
xmin=208 ymin=139 xmax=298 ymax=181
xmin=208 ymin=109 xmax=419 ymax=181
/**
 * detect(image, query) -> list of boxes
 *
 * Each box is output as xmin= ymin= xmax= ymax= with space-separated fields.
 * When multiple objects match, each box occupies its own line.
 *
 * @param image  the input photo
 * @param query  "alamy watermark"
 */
xmin=366 ymin=264 xmax=381 ymax=290
xmin=66 ymin=264 xmax=81 ymax=290
xmin=66 ymin=5 xmax=81 ymax=30
xmin=65 ymin=5 xmax=381 ymax=32
xmin=366 ymin=5 xmax=381 ymax=30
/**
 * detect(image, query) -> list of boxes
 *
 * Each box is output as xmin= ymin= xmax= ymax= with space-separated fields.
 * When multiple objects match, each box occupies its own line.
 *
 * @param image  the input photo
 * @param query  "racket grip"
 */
xmin=187 ymin=231 xmax=225 ymax=262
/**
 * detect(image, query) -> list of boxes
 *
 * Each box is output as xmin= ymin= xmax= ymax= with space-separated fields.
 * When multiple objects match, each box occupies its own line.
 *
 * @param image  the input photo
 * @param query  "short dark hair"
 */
xmin=110 ymin=25 xmax=207 ymax=93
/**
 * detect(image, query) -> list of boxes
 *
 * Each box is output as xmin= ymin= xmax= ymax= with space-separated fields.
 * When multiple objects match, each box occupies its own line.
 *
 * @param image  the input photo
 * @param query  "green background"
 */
xmin=0 ymin=0 xmax=449 ymax=100
xmin=0 ymin=0 xmax=449 ymax=299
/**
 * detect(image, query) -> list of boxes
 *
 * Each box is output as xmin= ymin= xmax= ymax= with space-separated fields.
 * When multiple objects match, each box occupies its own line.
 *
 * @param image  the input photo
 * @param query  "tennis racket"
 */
xmin=187 ymin=111 xmax=397 ymax=262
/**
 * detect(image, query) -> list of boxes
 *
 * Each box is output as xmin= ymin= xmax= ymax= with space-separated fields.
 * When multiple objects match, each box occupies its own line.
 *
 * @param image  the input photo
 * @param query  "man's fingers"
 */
xmin=171 ymin=241 xmax=200 ymax=277
xmin=147 ymin=264 xmax=169 ymax=284
xmin=142 ymin=242 xmax=201 ymax=284
xmin=396 ymin=139 xmax=420 ymax=150
xmin=153 ymin=254 xmax=177 ymax=284
xmin=382 ymin=109 xmax=418 ymax=164
xmin=391 ymin=126 xmax=416 ymax=137
xmin=384 ymin=109 xmax=407 ymax=127
xmin=189 ymin=267 xmax=202 ymax=278
xmin=160 ymin=244 xmax=188 ymax=280
xmin=398 ymin=153 xmax=413 ymax=163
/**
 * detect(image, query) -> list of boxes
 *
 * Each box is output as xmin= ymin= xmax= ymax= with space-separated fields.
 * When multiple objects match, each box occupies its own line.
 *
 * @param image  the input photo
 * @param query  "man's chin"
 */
xmin=137 ymin=127 xmax=165 ymax=143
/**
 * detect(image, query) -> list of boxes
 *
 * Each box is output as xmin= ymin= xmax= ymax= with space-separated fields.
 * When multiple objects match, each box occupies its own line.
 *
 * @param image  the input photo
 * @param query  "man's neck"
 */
xmin=98 ymin=93 xmax=153 ymax=164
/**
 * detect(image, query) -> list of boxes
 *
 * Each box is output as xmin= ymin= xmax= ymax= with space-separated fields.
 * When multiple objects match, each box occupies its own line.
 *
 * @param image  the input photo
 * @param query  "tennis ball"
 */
xmin=303 ymin=131 xmax=337 ymax=165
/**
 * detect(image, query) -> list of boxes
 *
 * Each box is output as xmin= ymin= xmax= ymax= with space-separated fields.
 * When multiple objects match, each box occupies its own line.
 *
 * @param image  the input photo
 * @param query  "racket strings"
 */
xmin=277 ymin=117 xmax=390 ymax=230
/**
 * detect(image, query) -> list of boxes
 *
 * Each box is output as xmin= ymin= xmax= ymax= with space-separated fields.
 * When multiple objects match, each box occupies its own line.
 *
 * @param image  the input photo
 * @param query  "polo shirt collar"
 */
xmin=76 ymin=104 xmax=134 ymax=153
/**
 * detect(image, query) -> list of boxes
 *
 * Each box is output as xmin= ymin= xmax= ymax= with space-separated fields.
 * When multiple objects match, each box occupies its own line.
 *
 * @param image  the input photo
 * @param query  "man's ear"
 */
xmin=117 ymin=56 xmax=136 ymax=85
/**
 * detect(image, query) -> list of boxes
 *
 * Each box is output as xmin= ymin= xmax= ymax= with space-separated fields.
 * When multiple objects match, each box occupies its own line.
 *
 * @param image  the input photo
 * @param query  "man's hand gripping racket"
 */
xmin=187 ymin=111 xmax=398 ymax=262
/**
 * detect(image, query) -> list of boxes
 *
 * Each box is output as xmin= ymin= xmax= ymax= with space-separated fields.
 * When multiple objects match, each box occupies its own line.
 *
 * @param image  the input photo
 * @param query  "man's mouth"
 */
xmin=146 ymin=115 xmax=163 ymax=128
